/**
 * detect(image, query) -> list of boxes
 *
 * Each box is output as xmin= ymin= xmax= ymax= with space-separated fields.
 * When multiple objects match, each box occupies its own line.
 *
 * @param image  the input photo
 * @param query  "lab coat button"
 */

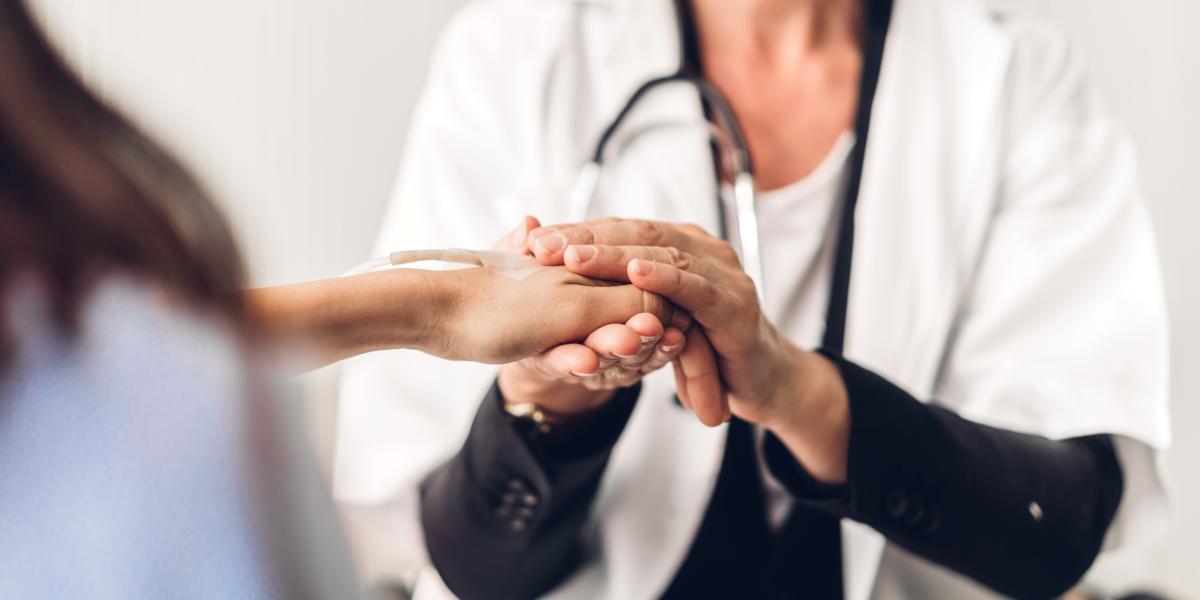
xmin=884 ymin=487 xmax=908 ymax=520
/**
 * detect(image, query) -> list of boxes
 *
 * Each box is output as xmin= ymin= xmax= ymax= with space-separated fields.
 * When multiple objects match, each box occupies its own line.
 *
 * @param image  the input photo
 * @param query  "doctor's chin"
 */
xmin=4 ymin=0 xmax=1197 ymax=599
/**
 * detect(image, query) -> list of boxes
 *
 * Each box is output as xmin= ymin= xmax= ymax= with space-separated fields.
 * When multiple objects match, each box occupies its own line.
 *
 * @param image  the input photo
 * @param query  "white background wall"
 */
xmin=28 ymin=0 xmax=1198 ymax=595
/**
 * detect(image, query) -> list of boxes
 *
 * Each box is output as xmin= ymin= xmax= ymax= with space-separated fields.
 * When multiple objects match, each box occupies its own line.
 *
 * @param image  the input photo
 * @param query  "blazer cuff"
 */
xmin=759 ymin=348 xmax=930 ymax=527
xmin=812 ymin=347 xmax=944 ymax=535
xmin=761 ymin=431 xmax=850 ymax=515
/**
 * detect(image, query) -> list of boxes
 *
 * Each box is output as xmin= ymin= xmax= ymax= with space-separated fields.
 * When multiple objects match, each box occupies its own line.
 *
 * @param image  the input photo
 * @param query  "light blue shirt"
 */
xmin=0 ymin=278 xmax=273 ymax=598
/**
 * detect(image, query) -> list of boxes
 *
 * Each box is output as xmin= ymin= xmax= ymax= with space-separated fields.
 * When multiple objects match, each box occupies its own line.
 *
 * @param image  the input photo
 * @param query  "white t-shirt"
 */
xmin=721 ymin=132 xmax=856 ymax=529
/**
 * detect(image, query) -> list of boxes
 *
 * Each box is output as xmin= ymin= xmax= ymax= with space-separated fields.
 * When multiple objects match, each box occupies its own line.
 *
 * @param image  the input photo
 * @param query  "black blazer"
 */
xmin=420 ymin=351 xmax=1123 ymax=600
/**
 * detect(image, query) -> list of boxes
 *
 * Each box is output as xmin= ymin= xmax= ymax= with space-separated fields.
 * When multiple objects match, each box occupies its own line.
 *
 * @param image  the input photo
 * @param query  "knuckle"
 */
xmin=715 ymin=241 xmax=740 ymax=263
xmin=641 ymin=289 xmax=669 ymax=319
xmin=634 ymin=220 xmax=662 ymax=244
xmin=664 ymin=246 xmax=685 ymax=265
xmin=676 ymin=251 xmax=696 ymax=272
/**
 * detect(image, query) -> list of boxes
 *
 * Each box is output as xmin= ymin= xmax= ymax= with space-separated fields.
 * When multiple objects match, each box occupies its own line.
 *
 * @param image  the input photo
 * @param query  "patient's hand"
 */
xmin=460 ymin=217 xmax=690 ymax=417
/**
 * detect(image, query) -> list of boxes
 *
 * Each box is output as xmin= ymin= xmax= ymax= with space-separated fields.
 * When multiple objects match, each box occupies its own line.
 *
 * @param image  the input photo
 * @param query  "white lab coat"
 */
xmin=334 ymin=0 xmax=1171 ymax=598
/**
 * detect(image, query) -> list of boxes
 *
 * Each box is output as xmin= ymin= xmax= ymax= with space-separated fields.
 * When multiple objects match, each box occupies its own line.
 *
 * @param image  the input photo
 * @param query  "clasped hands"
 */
xmin=498 ymin=216 xmax=850 ymax=484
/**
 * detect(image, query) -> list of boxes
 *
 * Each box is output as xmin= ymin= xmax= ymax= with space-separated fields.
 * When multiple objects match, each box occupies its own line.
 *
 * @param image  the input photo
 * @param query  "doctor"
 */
xmin=336 ymin=0 xmax=1170 ymax=598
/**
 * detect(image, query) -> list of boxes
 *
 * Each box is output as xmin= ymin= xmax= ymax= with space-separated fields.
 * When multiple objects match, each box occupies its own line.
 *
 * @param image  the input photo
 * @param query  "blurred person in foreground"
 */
xmin=0 ymin=1 xmax=695 ymax=596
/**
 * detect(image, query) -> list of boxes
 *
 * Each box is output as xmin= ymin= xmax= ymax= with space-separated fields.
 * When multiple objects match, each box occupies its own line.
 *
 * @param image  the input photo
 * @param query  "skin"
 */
xmin=245 ymin=218 xmax=689 ymax=374
xmin=496 ymin=219 xmax=694 ymax=417
xmin=518 ymin=0 xmax=863 ymax=484
xmin=529 ymin=220 xmax=851 ymax=484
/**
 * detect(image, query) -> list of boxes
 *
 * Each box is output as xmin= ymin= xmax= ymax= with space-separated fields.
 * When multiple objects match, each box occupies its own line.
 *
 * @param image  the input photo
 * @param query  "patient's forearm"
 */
xmin=244 ymin=270 xmax=456 ymax=370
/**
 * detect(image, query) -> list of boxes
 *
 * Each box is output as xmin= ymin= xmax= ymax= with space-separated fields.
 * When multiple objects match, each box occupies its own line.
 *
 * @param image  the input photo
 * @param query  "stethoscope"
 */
xmin=565 ymin=72 xmax=766 ymax=298
xmin=565 ymin=0 xmax=891 ymax=355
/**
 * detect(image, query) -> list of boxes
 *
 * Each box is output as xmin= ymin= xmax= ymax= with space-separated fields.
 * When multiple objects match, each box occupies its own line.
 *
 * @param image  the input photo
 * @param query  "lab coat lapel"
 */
xmin=590 ymin=0 xmax=721 ymax=233
xmin=843 ymin=1 xmax=1013 ymax=599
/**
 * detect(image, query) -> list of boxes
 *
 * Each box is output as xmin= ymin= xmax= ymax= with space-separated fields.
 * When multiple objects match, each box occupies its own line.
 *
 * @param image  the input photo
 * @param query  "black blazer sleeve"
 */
xmin=419 ymin=381 xmax=639 ymax=600
xmin=762 ymin=351 xmax=1124 ymax=599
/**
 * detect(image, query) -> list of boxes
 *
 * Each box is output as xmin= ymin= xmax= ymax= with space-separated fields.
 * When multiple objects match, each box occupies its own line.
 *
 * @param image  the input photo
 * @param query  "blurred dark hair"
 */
xmin=0 ymin=0 xmax=245 ymax=366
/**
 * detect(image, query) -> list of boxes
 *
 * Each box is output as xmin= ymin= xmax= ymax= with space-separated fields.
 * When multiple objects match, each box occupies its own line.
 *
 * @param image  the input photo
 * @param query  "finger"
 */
xmin=623 ymin=312 xmax=664 ymax=365
xmin=565 ymin=244 xmax=717 ymax=282
xmin=672 ymin=360 xmax=693 ymax=412
xmin=528 ymin=216 xmax=621 ymax=245
xmin=531 ymin=220 xmax=710 ymax=264
xmin=525 ymin=343 xmax=601 ymax=379
xmin=640 ymin=327 xmax=685 ymax=373
xmin=600 ymin=365 xmax=644 ymax=388
xmin=583 ymin=323 xmax=644 ymax=367
xmin=584 ymin=285 xmax=681 ymax=337
xmin=678 ymin=327 xmax=726 ymax=427
xmin=627 ymin=259 xmax=733 ymax=328
xmin=625 ymin=312 xmax=664 ymax=340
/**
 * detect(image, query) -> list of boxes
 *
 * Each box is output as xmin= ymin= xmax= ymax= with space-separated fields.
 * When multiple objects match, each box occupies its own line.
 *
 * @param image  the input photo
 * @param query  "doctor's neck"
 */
xmin=691 ymin=0 xmax=861 ymax=54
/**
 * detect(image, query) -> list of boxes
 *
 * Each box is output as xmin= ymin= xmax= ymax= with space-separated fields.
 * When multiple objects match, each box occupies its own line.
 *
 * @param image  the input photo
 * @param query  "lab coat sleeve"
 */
xmin=932 ymin=17 xmax=1170 ymax=552
xmin=331 ymin=2 xmax=555 ymax=581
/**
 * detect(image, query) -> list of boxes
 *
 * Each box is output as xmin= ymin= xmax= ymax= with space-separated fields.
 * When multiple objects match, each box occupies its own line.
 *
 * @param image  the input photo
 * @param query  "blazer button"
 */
xmin=905 ymin=502 xmax=926 ymax=526
xmin=921 ymin=507 xmax=942 ymax=535
xmin=884 ymin=487 xmax=909 ymax=520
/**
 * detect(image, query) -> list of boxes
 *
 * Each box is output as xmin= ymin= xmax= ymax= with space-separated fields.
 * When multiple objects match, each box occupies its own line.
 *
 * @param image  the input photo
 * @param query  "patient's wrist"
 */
xmin=498 ymin=363 xmax=614 ymax=416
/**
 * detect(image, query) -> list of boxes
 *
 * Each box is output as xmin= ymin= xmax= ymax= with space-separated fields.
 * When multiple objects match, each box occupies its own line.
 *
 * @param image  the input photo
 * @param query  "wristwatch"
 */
xmin=502 ymin=401 xmax=557 ymax=435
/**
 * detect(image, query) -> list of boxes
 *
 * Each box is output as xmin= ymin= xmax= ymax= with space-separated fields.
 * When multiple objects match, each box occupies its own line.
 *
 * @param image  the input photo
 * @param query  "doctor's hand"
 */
xmin=489 ymin=218 xmax=691 ymax=417
xmin=528 ymin=218 xmax=851 ymax=483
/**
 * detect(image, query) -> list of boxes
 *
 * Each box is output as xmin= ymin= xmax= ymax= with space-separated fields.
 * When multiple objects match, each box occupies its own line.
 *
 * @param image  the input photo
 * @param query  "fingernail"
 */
xmin=536 ymin=234 xmax=565 ymax=255
xmin=639 ymin=335 xmax=657 ymax=344
xmin=568 ymin=245 xmax=596 ymax=263
xmin=659 ymin=344 xmax=681 ymax=353
xmin=632 ymin=259 xmax=655 ymax=276
xmin=613 ymin=350 xmax=637 ymax=359
xmin=570 ymin=370 xmax=598 ymax=378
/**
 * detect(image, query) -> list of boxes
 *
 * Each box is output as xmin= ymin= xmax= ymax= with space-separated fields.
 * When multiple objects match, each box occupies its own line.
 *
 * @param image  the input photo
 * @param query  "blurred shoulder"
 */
xmin=2 ymin=274 xmax=245 ymax=402
xmin=974 ymin=0 xmax=1078 ymax=76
